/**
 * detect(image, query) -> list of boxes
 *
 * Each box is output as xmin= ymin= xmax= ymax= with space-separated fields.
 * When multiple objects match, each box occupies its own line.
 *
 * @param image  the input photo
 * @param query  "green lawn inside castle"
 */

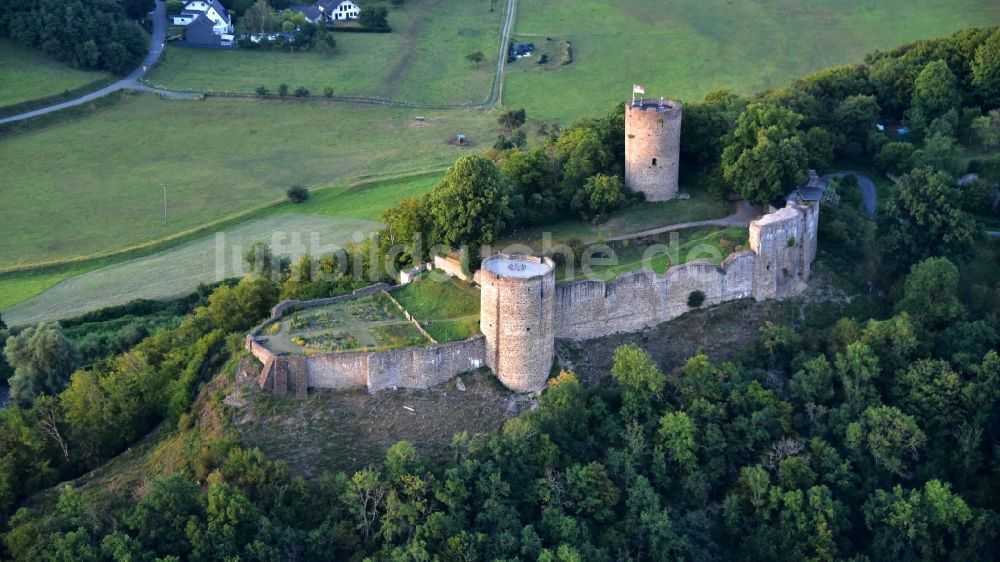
xmin=256 ymin=274 xmax=480 ymax=357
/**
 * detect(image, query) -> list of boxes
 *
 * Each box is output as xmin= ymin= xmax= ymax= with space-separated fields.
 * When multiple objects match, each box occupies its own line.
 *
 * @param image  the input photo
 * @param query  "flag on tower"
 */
xmin=633 ymin=84 xmax=646 ymax=94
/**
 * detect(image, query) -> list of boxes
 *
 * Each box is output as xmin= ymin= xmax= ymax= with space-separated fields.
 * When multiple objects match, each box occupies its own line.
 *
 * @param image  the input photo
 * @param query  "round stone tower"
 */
xmin=624 ymin=98 xmax=682 ymax=201
xmin=479 ymin=254 xmax=555 ymax=393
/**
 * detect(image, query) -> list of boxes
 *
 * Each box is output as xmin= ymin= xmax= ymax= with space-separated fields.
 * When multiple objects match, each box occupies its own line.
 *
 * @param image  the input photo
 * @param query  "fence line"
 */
xmin=382 ymin=290 xmax=439 ymax=345
xmin=139 ymin=80 xmax=497 ymax=110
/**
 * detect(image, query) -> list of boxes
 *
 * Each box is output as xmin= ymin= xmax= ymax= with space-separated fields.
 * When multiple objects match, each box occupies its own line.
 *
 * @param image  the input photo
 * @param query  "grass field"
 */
xmin=0 ymin=40 xmax=112 ymax=108
xmin=499 ymin=188 xmax=732 ymax=249
xmin=149 ymin=0 xmax=503 ymax=104
xmin=1 ymin=214 xmax=379 ymax=326
xmin=553 ymin=227 xmax=749 ymax=282
xmin=392 ymin=273 xmax=481 ymax=341
xmin=503 ymin=0 xmax=1000 ymax=122
xmin=0 ymin=93 xmax=496 ymax=269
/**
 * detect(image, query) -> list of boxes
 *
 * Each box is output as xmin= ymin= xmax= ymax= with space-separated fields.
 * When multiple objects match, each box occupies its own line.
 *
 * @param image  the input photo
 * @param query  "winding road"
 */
xmin=823 ymin=171 xmax=877 ymax=217
xmin=0 ymin=0 xmax=197 ymax=125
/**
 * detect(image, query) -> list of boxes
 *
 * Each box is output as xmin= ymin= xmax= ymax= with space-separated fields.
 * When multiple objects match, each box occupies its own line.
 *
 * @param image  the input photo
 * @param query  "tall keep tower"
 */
xmin=479 ymin=254 xmax=555 ymax=393
xmin=625 ymin=98 xmax=682 ymax=201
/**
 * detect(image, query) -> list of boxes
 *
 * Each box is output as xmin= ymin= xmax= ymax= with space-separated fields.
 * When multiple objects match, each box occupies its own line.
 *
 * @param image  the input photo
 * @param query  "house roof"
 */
xmin=292 ymin=4 xmax=323 ymax=20
xmin=318 ymin=0 xmax=358 ymax=12
xmin=210 ymin=0 xmax=230 ymax=20
xmin=184 ymin=0 xmax=230 ymax=20
xmin=790 ymin=169 xmax=827 ymax=202
xmin=185 ymin=13 xmax=221 ymax=43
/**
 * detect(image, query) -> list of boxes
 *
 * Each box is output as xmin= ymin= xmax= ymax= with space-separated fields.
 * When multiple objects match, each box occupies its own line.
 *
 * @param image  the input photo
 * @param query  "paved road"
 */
xmin=823 ymin=171 xmax=877 ymax=217
xmin=0 ymin=0 xmax=195 ymax=126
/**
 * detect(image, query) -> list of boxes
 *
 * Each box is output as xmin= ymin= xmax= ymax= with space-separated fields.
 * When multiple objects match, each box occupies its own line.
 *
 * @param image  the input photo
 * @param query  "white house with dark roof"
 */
xmin=295 ymin=0 xmax=361 ymax=24
xmin=171 ymin=0 xmax=233 ymax=35
xmin=320 ymin=0 xmax=361 ymax=21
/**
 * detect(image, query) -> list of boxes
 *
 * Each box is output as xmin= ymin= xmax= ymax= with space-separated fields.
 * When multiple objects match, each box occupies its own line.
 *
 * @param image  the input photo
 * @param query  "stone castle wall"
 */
xmin=554 ymin=201 xmax=817 ymax=340
xmin=481 ymin=255 xmax=556 ymax=392
xmin=749 ymin=202 xmax=811 ymax=300
xmin=247 ymin=284 xmax=486 ymax=395
xmin=434 ymin=254 xmax=471 ymax=282
xmin=625 ymin=99 xmax=682 ymax=201
xmin=554 ymin=251 xmax=757 ymax=339
xmin=250 ymin=331 xmax=486 ymax=395
xmin=248 ymin=202 xmax=820 ymax=394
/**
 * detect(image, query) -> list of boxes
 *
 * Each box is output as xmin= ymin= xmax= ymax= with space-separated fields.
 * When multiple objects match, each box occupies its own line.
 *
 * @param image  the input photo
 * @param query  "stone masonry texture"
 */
xmin=625 ymin=99 xmax=682 ymax=201
xmin=480 ymin=255 xmax=556 ymax=392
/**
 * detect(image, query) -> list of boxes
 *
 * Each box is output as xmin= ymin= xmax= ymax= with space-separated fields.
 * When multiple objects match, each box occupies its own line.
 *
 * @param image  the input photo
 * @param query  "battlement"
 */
xmin=628 ymin=98 xmax=682 ymax=113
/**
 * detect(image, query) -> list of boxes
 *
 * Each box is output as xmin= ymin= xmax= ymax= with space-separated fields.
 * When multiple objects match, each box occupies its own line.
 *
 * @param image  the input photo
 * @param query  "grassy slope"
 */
xmin=392 ymin=273 xmax=480 ymax=319
xmin=0 ymin=93 xmax=495 ymax=268
xmin=0 ymin=172 xmax=449 ymax=325
xmin=499 ymin=188 xmax=731 ymax=249
xmin=392 ymin=273 xmax=481 ymax=341
xmin=0 ymin=40 xmax=112 ymax=108
xmin=503 ymin=0 xmax=1000 ymax=122
xmin=1 ymin=214 xmax=380 ymax=326
xmin=148 ymin=0 xmax=502 ymax=104
xmin=553 ymin=227 xmax=749 ymax=282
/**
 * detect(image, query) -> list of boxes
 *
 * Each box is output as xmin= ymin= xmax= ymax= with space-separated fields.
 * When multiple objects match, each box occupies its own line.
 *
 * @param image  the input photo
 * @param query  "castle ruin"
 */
xmin=246 ymin=91 xmax=821 ymax=396
xmin=625 ymin=98 xmax=682 ymax=201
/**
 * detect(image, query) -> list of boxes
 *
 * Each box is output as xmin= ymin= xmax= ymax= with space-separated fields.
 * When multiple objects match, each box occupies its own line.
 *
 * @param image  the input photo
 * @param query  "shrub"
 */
xmin=278 ymin=83 xmax=289 ymax=97
xmin=323 ymin=86 xmax=334 ymax=98
xmin=688 ymin=290 xmax=706 ymax=308
xmin=293 ymin=86 xmax=310 ymax=98
xmin=255 ymin=85 xmax=269 ymax=96
xmin=287 ymin=186 xmax=309 ymax=203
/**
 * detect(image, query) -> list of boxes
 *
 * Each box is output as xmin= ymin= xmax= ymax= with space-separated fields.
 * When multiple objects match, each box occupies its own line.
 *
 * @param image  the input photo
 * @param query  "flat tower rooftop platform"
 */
xmin=629 ymin=98 xmax=680 ymax=111
xmin=483 ymin=255 xmax=552 ymax=278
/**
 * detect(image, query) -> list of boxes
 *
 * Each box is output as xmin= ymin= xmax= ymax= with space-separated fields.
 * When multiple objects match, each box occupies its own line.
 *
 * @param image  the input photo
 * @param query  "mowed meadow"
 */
xmin=149 ymin=0 xmax=504 ymax=104
xmin=0 ymin=172 xmax=445 ymax=324
xmin=0 ymin=93 xmax=495 ymax=269
xmin=0 ymin=39 xmax=112 ymax=109
xmin=503 ymin=0 xmax=1000 ymax=122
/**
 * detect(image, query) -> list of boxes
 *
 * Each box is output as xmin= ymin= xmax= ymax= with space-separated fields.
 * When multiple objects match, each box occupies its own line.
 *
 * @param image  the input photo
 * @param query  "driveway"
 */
xmin=0 ymin=0 xmax=193 ymax=126
xmin=823 ymin=171 xmax=877 ymax=217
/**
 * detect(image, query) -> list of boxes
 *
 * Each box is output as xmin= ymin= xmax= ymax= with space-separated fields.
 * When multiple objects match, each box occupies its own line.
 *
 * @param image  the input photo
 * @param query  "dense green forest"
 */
xmin=0 ymin=0 xmax=150 ymax=74
xmin=1 ymin=26 xmax=1000 ymax=561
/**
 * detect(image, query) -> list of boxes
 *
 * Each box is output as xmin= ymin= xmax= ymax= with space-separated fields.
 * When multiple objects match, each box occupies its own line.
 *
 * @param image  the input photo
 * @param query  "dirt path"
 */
xmin=607 ymin=200 xmax=758 ymax=242
xmin=380 ymin=0 xmax=444 ymax=99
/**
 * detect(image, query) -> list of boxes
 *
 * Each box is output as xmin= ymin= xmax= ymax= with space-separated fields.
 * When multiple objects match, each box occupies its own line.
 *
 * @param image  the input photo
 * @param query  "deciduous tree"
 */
xmin=722 ymin=103 xmax=809 ymax=204
xmin=5 ymin=323 xmax=78 ymax=406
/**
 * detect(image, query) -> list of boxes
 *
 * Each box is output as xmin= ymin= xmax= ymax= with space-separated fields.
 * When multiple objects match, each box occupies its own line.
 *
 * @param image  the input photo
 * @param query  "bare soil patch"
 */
xmin=232 ymin=369 xmax=533 ymax=475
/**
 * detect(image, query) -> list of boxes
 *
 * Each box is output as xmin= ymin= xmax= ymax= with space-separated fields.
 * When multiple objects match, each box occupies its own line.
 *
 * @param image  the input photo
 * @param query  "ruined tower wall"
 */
xmin=625 ymin=99 xmax=682 ymax=201
xmin=480 ymin=255 xmax=555 ymax=392
xmin=749 ymin=201 xmax=815 ymax=300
